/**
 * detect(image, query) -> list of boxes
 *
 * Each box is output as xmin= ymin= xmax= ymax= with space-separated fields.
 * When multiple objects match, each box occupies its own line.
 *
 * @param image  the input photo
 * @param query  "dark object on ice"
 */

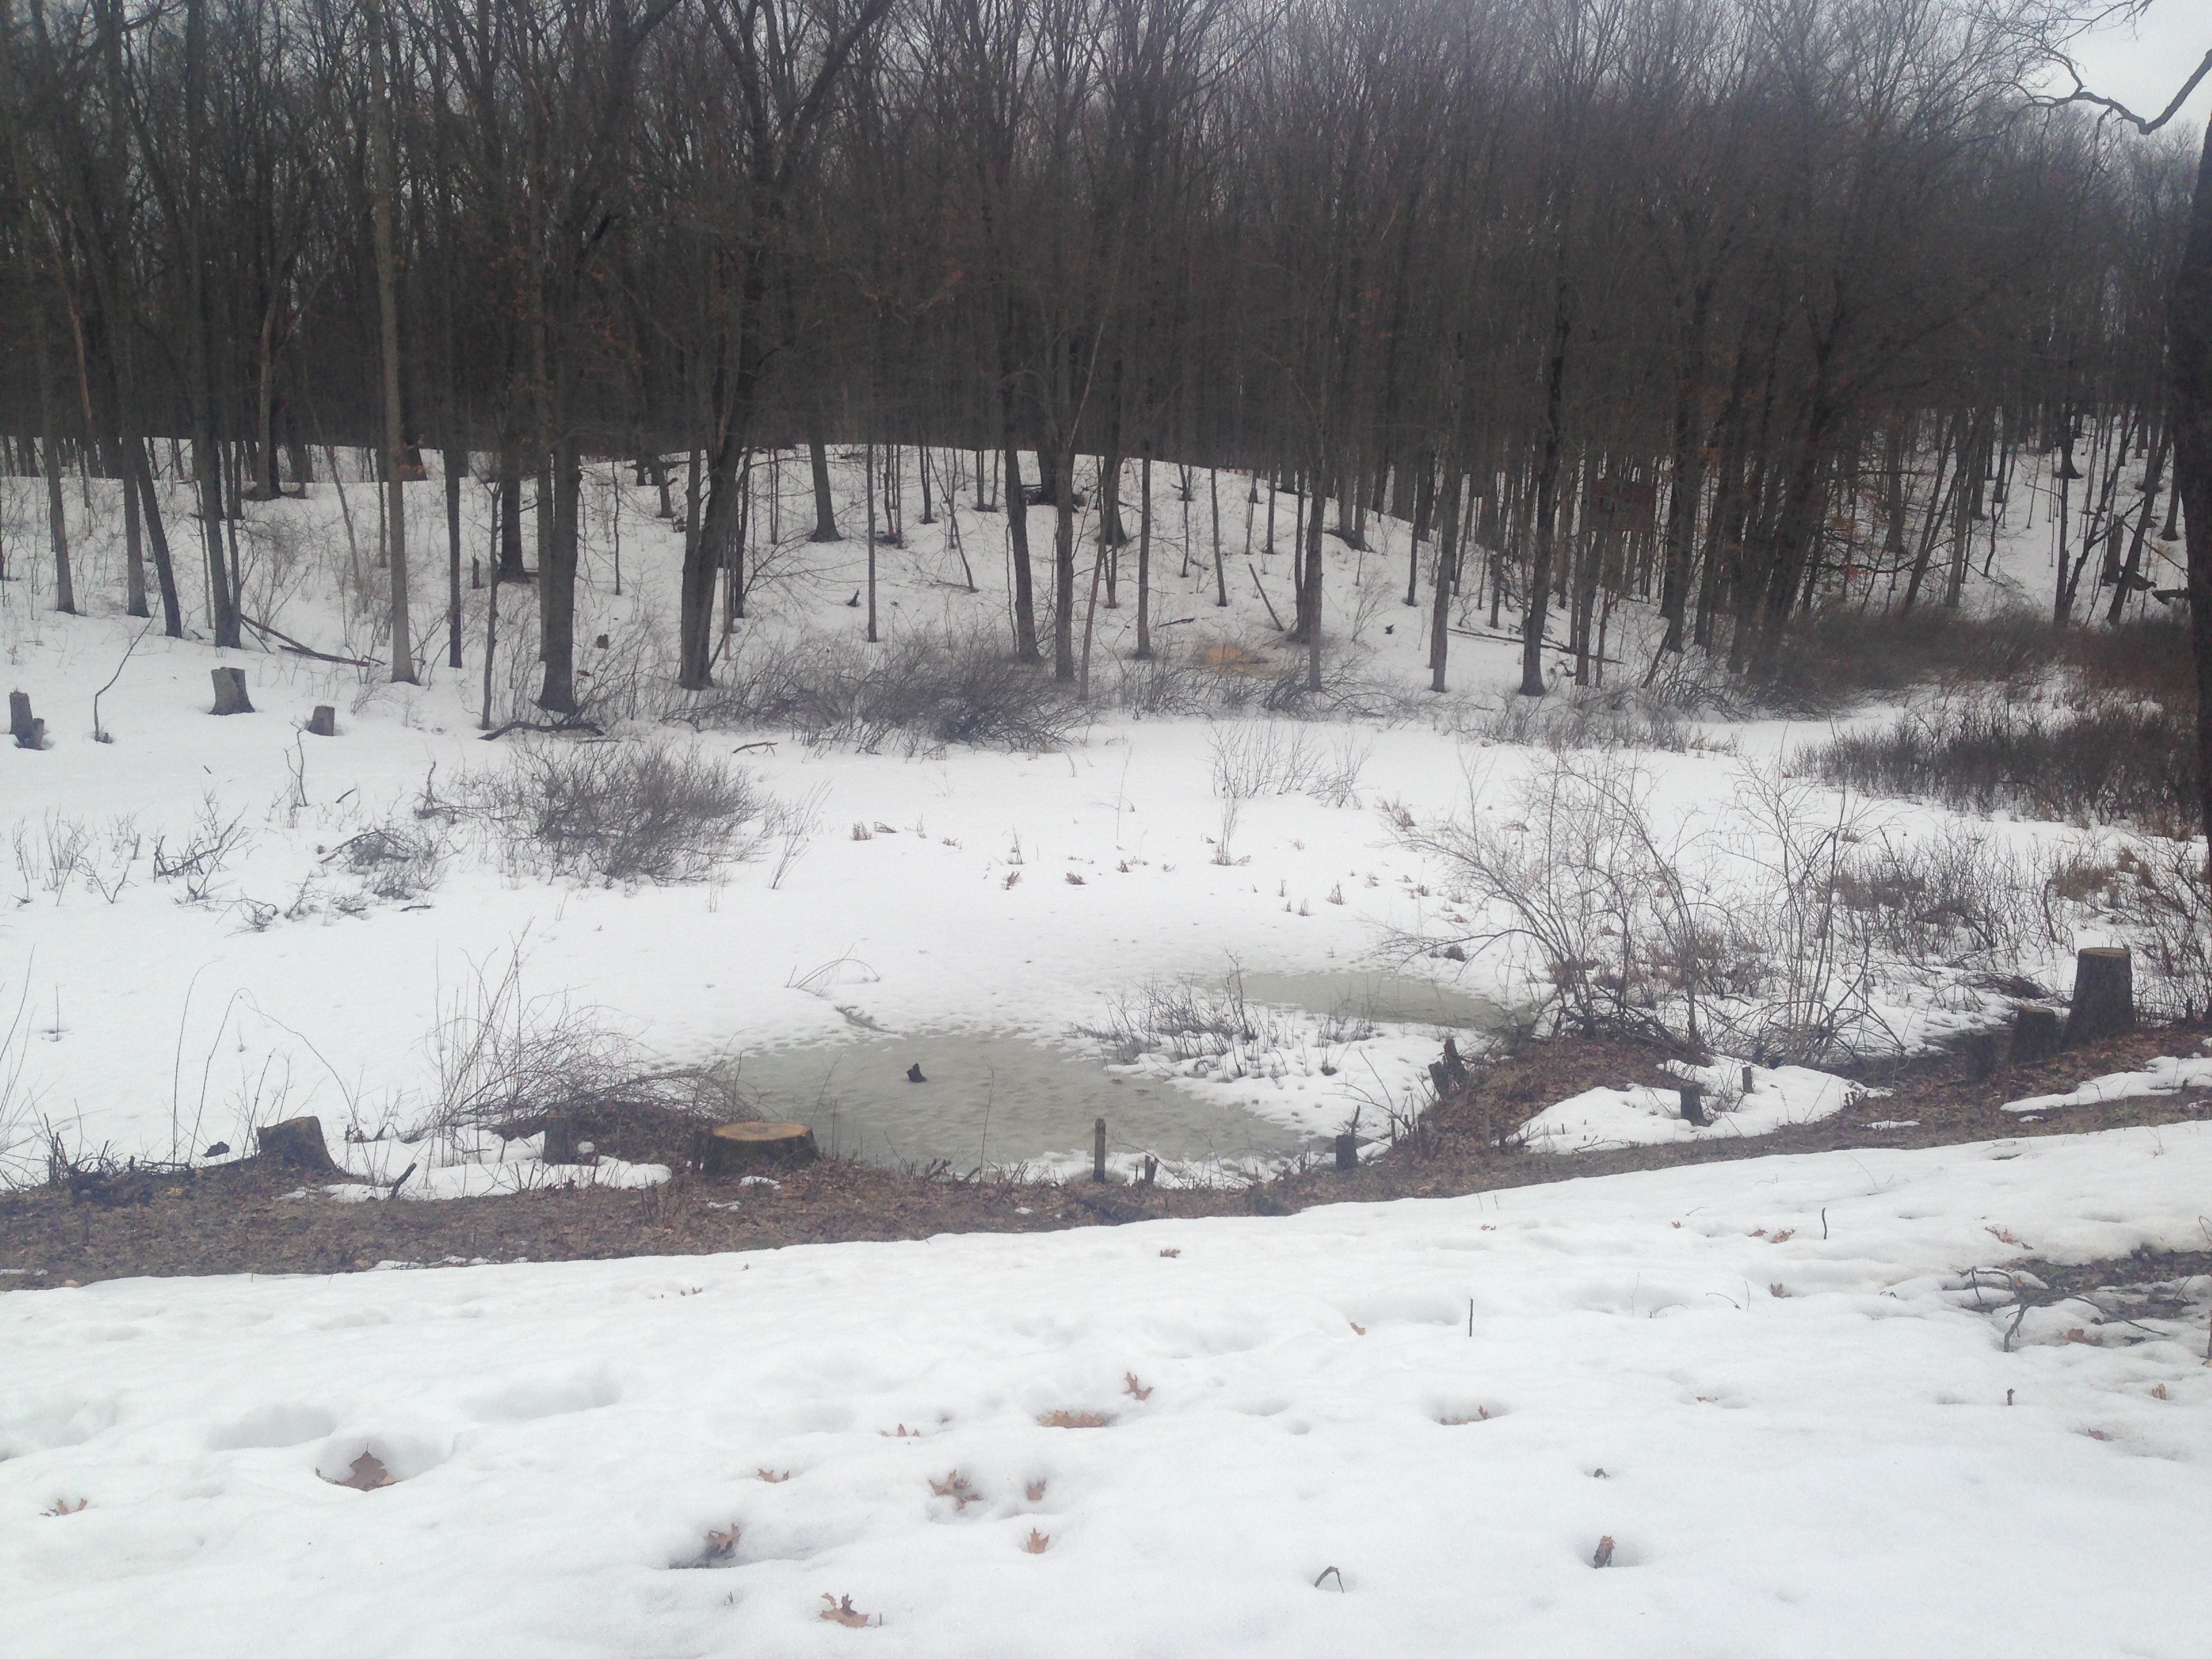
xmin=2009 ymin=1006 xmax=2062 ymax=1067
xmin=307 ymin=705 xmax=337 ymax=737
xmin=846 ymin=591 xmax=861 ymax=607
xmin=256 ymin=1116 xmax=338 ymax=1172
xmin=696 ymin=1121 xmax=819 ymax=1178
xmin=2063 ymin=947 xmax=2134 ymax=1048
xmin=211 ymin=666 xmax=254 ymax=716
xmin=1679 ymin=1082 xmax=1707 ymax=1126
xmin=594 ymin=633 xmax=610 ymax=649
xmin=906 ymin=1062 xmax=927 ymax=1083
xmin=203 ymin=1142 xmax=230 ymax=1158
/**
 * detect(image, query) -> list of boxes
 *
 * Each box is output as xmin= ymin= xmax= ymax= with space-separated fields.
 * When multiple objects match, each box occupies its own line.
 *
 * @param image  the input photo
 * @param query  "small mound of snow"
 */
xmin=1516 ymin=1058 xmax=1870 ymax=1154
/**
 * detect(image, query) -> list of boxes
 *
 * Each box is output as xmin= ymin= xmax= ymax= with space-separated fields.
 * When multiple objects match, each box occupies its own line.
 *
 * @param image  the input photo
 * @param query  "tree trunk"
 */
xmin=2064 ymin=947 xmax=2135 ymax=1047
xmin=808 ymin=432 xmax=840 ymax=540
xmin=2171 ymin=112 xmax=2212 ymax=880
xmin=365 ymin=0 xmax=414 ymax=683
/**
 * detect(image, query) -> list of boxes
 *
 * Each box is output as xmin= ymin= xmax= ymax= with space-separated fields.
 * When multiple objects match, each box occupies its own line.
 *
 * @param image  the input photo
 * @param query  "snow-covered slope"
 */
xmin=5 ymin=1124 xmax=2207 ymax=1657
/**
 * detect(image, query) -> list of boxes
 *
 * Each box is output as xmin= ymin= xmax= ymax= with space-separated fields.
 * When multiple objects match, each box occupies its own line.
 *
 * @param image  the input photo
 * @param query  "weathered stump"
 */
xmin=8 ymin=691 xmax=39 ymax=747
xmin=697 ymin=1121 xmax=817 ymax=1179
xmin=1092 ymin=1116 xmax=1109 ymax=1183
xmin=307 ymin=705 xmax=337 ymax=737
xmin=256 ymin=1115 xmax=339 ymax=1172
xmin=1679 ymin=1082 xmax=1707 ymax=1126
xmin=1334 ymin=1131 xmax=1357 ymax=1173
xmin=2063 ymin=947 xmax=2135 ymax=1048
xmin=211 ymin=667 xmax=254 ymax=716
xmin=541 ymin=1115 xmax=593 ymax=1166
xmin=1965 ymin=1031 xmax=2000 ymax=1081
xmin=2009 ymin=1006 xmax=2063 ymax=1067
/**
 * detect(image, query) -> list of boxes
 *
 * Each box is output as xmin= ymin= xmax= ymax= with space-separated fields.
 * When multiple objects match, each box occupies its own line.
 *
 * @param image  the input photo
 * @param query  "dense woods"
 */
xmin=0 ymin=0 xmax=2200 ymax=710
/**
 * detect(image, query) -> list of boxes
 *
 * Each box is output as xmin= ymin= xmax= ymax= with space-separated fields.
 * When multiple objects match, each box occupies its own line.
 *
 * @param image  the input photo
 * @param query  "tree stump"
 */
xmin=542 ymin=1115 xmax=590 ymax=1166
xmin=696 ymin=1121 xmax=817 ymax=1179
xmin=211 ymin=667 xmax=254 ymax=716
xmin=1092 ymin=1115 xmax=1108 ymax=1183
xmin=2063 ymin=947 xmax=2135 ymax=1047
xmin=8 ymin=691 xmax=39 ymax=747
xmin=1678 ymin=1082 xmax=1706 ymax=1126
xmin=308 ymin=705 xmax=337 ymax=737
xmin=1964 ymin=1031 xmax=2000 ymax=1081
xmin=256 ymin=1115 xmax=339 ymax=1173
xmin=2009 ymin=1006 xmax=2062 ymax=1067
xmin=1334 ymin=1131 xmax=1357 ymax=1172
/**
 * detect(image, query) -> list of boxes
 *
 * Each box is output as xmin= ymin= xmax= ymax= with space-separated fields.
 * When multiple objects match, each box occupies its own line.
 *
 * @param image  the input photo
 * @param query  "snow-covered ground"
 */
xmin=5 ymin=1124 xmax=2209 ymax=1656
xmin=2005 ymin=1050 xmax=2212 ymax=1116
xmin=0 ymin=447 xmax=2165 ymax=1185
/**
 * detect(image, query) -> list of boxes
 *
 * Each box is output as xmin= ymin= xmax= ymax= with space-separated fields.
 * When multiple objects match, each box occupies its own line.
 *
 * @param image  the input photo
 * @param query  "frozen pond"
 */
xmin=730 ymin=968 xmax=1505 ymax=1176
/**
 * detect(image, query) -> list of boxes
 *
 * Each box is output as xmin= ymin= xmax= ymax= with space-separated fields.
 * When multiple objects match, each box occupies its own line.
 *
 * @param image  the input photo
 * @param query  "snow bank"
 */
xmin=2004 ymin=1053 xmax=2212 ymax=1115
xmin=5 ymin=1125 xmax=2209 ymax=1656
xmin=1515 ymin=1058 xmax=1868 ymax=1153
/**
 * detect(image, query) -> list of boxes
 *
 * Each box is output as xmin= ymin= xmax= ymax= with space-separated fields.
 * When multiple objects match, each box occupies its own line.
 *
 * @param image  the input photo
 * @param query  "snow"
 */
xmin=5 ymin=1124 xmax=2211 ymax=1656
xmin=2003 ymin=1055 xmax=2212 ymax=1115
xmin=1516 ymin=1058 xmax=1872 ymax=1153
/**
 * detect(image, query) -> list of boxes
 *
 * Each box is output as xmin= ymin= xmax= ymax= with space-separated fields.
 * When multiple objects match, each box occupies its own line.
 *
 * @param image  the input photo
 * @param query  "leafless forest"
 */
xmin=1 ymin=0 xmax=2205 ymax=726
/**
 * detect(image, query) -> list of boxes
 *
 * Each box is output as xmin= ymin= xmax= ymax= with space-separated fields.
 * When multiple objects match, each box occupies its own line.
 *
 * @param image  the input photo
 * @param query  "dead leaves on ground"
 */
xmin=1021 ymin=1528 xmax=1051 ymax=1554
xmin=929 ymin=1470 xmax=981 ymax=1510
xmin=1157 ymin=1248 xmax=1181 ymax=1258
xmin=819 ymin=1594 xmax=876 ymax=1629
xmin=757 ymin=1467 xmax=791 ymax=1483
xmin=1122 ymin=1372 xmax=1153 ymax=1401
xmin=1025 ymin=1479 xmax=1048 ymax=1502
xmin=1438 ymin=1407 xmax=1492 ymax=1425
xmin=41 ymin=1497 xmax=89 ymax=1517
xmin=1036 ymin=1409 xmax=1109 ymax=1429
xmin=699 ymin=1525 xmax=741 ymax=1563
xmin=323 ymin=1452 xmax=393 ymax=1491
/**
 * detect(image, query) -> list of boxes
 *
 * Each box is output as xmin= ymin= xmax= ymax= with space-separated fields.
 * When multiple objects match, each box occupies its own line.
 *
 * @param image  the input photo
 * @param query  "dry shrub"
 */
xmin=1807 ymin=691 xmax=2194 ymax=837
xmin=680 ymin=626 xmax=1086 ymax=752
xmin=441 ymin=741 xmax=765 ymax=884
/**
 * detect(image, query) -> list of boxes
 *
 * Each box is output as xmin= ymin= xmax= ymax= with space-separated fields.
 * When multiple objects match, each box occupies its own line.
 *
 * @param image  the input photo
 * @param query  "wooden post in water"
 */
xmin=1092 ymin=1118 xmax=1107 ymax=1183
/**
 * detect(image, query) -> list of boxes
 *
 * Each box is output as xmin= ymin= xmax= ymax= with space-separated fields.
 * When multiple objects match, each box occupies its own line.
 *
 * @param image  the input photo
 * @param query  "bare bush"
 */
xmin=1210 ymin=721 xmax=1318 ymax=798
xmin=1805 ymin=690 xmax=2194 ymax=838
xmin=1462 ymin=688 xmax=1732 ymax=754
xmin=1395 ymin=754 xmax=2096 ymax=1063
xmin=151 ymin=794 xmax=253 ymax=904
xmin=320 ymin=821 xmax=450 ymax=901
xmin=680 ymin=626 xmax=1086 ymax=752
xmin=437 ymin=741 xmax=766 ymax=884
xmin=417 ymin=945 xmax=750 ymax=1159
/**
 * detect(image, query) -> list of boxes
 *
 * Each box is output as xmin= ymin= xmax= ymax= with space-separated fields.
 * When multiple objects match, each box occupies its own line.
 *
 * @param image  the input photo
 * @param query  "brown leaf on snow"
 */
xmin=758 ymin=1468 xmax=791 ymax=1483
xmin=41 ymin=1497 xmax=89 ymax=1517
xmin=2152 ymin=1385 xmax=2169 ymax=1400
xmin=1592 ymin=1535 xmax=1616 ymax=1568
xmin=1767 ymin=1229 xmax=1795 ymax=1244
xmin=1158 ymin=1248 xmax=1181 ymax=1258
xmin=880 ymin=1423 xmax=920 ymax=1438
xmin=1986 ymin=1225 xmax=2024 ymax=1246
xmin=1025 ymin=1480 xmax=1047 ymax=1501
xmin=1021 ymin=1528 xmax=1052 ymax=1554
xmin=929 ymin=1471 xmax=980 ymax=1509
xmin=1122 ymin=1372 xmax=1153 ymax=1401
xmin=1769 ymin=1283 xmax=1788 ymax=1298
xmin=1439 ymin=1407 xmax=1491 ymax=1425
xmin=1036 ymin=1410 xmax=1109 ymax=1429
xmin=699 ymin=1525 xmax=741 ymax=1563
xmin=324 ymin=1452 xmax=394 ymax=1491
xmin=2064 ymin=1328 xmax=2095 ymax=1345
xmin=819 ymin=1594 xmax=875 ymax=1629
xmin=1347 ymin=1320 xmax=1366 ymax=1336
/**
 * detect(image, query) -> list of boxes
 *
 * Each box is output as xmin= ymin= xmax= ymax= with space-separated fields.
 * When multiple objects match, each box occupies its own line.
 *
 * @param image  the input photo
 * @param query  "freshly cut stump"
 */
xmin=211 ymin=667 xmax=254 ymax=715
xmin=697 ymin=1121 xmax=817 ymax=1178
xmin=2063 ymin=947 xmax=2135 ymax=1047
xmin=256 ymin=1115 xmax=340 ymax=1173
